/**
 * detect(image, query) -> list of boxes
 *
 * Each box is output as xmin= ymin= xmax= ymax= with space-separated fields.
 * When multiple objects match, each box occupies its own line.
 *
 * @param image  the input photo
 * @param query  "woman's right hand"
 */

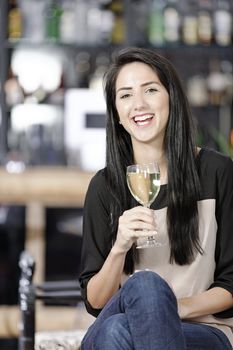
xmin=113 ymin=206 xmax=157 ymax=253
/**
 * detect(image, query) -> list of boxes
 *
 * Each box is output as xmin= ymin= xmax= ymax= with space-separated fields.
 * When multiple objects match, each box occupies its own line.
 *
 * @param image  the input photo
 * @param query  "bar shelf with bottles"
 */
xmin=0 ymin=0 xmax=232 ymax=168
xmin=6 ymin=0 xmax=233 ymax=47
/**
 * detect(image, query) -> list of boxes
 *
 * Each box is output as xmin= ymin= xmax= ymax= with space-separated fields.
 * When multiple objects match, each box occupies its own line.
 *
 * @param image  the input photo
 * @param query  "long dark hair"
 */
xmin=103 ymin=47 xmax=202 ymax=273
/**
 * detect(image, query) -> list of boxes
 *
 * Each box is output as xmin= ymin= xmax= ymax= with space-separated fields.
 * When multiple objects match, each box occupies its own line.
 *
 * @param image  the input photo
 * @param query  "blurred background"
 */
xmin=0 ymin=0 xmax=232 ymax=349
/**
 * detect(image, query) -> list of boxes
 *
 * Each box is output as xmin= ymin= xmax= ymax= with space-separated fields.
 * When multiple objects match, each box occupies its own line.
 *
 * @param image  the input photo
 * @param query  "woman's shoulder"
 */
xmin=198 ymin=147 xmax=232 ymax=171
xmin=86 ymin=167 xmax=110 ymax=203
xmin=198 ymin=147 xmax=233 ymax=193
xmin=90 ymin=167 xmax=107 ymax=185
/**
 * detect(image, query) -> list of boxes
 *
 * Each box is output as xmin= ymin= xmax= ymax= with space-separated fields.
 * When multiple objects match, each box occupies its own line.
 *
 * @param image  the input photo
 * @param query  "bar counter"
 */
xmin=0 ymin=167 xmax=94 ymax=337
xmin=0 ymin=166 xmax=93 ymax=206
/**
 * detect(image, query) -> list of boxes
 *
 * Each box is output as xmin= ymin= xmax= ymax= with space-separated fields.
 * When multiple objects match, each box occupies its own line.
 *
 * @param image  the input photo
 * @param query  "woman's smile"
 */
xmin=132 ymin=113 xmax=155 ymax=127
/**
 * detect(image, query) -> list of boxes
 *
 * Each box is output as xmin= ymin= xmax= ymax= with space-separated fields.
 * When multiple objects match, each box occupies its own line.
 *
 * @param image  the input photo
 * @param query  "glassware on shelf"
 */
xmin=19 ymin=0 xmax=47 ymax=42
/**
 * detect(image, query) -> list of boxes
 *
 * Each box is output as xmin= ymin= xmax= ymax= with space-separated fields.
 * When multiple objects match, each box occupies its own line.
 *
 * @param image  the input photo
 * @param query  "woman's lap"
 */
xmin=81 ymin=271 xmax=232 ymax=350
xmin=83 ymin=315 xmax=231 ymax=350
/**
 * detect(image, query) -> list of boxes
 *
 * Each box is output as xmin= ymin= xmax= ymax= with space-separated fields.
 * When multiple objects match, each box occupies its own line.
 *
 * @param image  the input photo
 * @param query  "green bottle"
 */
xmin=148 ymin=0 xmax=165 ymax=46
xmin=46 ymin=0 xmax=63 ymax=41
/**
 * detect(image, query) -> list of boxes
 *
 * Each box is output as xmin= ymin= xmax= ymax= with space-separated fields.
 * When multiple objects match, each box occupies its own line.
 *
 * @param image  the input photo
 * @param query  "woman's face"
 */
xmin=115 ymin=62 xmax=169 ymax=147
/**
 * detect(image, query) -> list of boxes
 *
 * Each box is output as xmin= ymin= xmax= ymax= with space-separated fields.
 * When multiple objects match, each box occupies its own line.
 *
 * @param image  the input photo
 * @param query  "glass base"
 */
xmin=136 ymin=237 xmax=163 ymax=249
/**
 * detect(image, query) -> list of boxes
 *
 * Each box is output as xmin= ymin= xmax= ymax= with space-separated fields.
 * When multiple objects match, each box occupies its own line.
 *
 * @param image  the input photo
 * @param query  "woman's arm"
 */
xmin=87 ymin=206 xmax=157 ymax=309
xmin=178 ymin=287 xmax=233 ymax=319
xmin=87 ymin=248 xmax=126 ymax=309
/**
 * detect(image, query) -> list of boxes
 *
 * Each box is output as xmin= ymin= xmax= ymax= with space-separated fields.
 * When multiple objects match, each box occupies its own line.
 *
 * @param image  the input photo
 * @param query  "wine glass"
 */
xmin=126 ymin=162 xmax=161 ymax=249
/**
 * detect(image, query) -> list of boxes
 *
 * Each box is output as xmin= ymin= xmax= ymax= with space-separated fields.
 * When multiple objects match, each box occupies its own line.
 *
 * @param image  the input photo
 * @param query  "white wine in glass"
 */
xmin=126 ymin=162 xmax=161 ymax=249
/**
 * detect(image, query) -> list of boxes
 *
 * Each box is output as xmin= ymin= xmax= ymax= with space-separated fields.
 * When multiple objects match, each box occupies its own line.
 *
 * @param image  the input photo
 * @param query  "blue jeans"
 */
xmin=81 ymin=271 xmax=232 ymax=350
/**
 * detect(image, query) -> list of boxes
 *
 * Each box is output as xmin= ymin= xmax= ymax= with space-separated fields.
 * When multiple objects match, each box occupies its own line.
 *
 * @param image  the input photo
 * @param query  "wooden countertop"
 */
xmin=0 ymin=167 xmax=94 ymax=206
xmin=0 ymin=168 xmax=101 ymax=338
xmin=0 ymin=167 xmax=95 ymax=338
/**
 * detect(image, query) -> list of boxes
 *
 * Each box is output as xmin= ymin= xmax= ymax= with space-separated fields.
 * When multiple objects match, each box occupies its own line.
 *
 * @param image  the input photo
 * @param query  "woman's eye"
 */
xmin=120 ymin=93 xmax=131 ymax=99
xmin=146 ymin=88 xmax=157 ymax=93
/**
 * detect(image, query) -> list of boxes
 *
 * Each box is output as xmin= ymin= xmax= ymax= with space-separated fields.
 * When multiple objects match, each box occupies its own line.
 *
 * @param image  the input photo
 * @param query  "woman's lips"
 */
xmin=133 ymin=114 xmax=154 ymax=127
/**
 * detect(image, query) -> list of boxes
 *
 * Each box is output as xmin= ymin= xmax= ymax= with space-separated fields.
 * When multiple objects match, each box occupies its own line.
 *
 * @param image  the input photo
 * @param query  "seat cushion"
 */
xmin=35 ymin=330 xmax=86 ymax=350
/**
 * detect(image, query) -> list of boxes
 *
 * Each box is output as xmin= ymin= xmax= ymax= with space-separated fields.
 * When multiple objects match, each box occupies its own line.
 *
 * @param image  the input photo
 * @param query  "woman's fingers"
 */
xmin=125 ymin=220 xmax=156 ymax=232
xmin=114 ymin=206 xmax=157 ymax=252
xmin=121 ymin=206 xmax=155 ymax=224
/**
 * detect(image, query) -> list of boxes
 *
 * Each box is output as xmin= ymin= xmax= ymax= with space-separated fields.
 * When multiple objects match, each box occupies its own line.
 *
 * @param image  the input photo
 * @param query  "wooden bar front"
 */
xmin=0 ymin=167 xmax=94 ymax=337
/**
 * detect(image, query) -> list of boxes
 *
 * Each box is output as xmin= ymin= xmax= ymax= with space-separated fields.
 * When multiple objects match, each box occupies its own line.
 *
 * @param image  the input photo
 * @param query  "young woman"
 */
xmin=79 ymin=47 xmax=233 ymax=349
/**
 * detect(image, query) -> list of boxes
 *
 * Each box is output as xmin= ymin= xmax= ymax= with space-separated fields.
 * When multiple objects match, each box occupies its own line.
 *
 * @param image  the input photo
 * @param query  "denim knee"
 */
xmin=127 ymin=270 xmax=174 ymax=295
xmin=131 ymin=270 xmax=168 ymax=286
xmin=94 ymin=314 xmax=132 ymax=350
xmin=121 ymin=270 xmax=177 ymax=310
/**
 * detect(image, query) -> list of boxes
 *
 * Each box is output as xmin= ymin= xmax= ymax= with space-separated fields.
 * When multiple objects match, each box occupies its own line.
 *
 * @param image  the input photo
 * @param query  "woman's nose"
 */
xmin=133 ymin=93 xmax=148 ymax=110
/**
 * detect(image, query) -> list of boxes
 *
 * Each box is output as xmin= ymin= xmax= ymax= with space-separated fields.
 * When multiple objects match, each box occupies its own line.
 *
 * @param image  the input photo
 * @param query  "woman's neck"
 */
xmin=133 ymin=139 xmax=164 ymax=163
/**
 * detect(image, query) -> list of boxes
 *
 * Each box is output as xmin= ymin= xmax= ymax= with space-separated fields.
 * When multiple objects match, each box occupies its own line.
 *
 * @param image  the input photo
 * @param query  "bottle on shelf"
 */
xmin=148 ymin=0 xmax=165 ymax=46
xmin=197 ymin=0 xmax=213 ymax=46
xmin=89 ymin=53 xmax=110 ymax=90
xmin=186 ymin=75 xmax=209 ymax=107
xmin=127 ymin=0 xmax=149 ymax=46
xmin=8 ymin=0 xmax=22 ymax=40
xmin=18 ymin=0 xmax=47 ymax=42
xmin=86 ymin=0 xmax=104 ymax=45
xmin=74 ymin=51 xmax=91 ymax=88
xmin=163 ymin=0 xmax=181 ymax=45
xmin=206 ymin=58 xmax=228 ymax=106
xmin=46 ymin=0 xmax=63 ymax=41
xmin=220 ymin=60 xmax=233 ymax=104
xmin=98 ymin=6 xmax=114 ymax=44
xmin=181 ymin=0 xmax=198 ymax=45
xmin=59 ymin=0 xmax=78 ymax=44
xmin=110 ymin=0 xmax=125 ymax=45
xmin=213 ymin=0 xmax=232 ymax=46
xmin=74 ymin=0 xmax=89 ymax=45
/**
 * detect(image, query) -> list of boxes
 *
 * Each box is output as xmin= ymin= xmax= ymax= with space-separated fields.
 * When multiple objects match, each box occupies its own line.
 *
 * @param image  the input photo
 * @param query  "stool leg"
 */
xmin=18 ymin=251 xmax=36 ymax=350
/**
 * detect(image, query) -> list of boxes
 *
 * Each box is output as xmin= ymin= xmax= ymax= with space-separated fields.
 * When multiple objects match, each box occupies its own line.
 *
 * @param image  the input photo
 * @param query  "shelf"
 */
xmin=5 ymin=38 xmax=123 ymax=50
xmin=142 ymin=43 xmax=233 ymax=51
xmin=5 ymin=38 xmax=233 ymax=52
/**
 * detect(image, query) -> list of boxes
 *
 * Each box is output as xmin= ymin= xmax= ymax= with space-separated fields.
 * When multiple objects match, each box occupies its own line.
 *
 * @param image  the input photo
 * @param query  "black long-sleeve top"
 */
xmin=79 ymin=148 xmax=233 ymax=343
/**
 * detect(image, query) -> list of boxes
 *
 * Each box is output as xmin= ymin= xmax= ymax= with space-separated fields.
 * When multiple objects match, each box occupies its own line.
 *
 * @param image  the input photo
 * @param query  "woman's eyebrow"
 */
xmin=116 ymin=86 xmax=132 ymax=93
xmin=116 ymin=81 xmax=161 ymax=94
xmin=141 ymin=81 xmax=161 ymax=87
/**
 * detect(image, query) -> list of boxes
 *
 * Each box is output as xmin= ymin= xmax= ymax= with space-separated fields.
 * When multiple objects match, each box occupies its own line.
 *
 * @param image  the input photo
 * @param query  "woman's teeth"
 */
xmin=133 ymin=115 xmax=154 ymax=126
